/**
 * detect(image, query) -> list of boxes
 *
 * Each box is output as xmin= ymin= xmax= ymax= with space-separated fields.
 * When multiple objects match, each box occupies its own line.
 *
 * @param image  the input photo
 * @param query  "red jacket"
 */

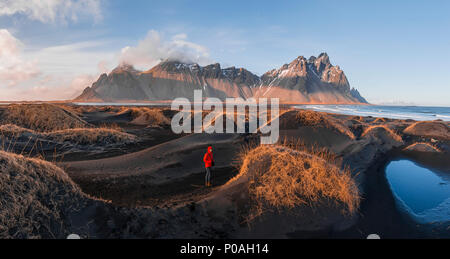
xmin=203 ymin=151 xmax=214 ymax=168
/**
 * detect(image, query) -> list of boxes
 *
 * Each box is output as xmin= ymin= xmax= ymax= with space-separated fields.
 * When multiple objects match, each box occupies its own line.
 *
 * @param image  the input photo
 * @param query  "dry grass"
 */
xmin=403 ymin=121 xmax=450 ymax=140
xmin=53 ymin=104 xmax=83 ymax=116
xmin=117 ymin=107 xmax=170 ymax=127
xmin=0 ymin=124 xmax=33 ymax=138
xmin=229 ymin=142 xmax=360 ymax=222
xmin=72 ymin=105 xmax=123 ymax=114
xmin=352 ymin=116 xmax=365 ymax=122
xmin=361 ymin=125 xmax=403 ymax=143
xmin=0 ymin=104 xmax=89 ymax=132
xmin=0 ymin=124 xmax=38 ymax=156
xmin=373 ymin=117 xmax=388 ymax=123
xmin=404 ymin=142 xmax=441 ymax=153
xmin=0 ymin=124 xmax=136 ymax=147
xmin=295 ymin=110 xmax=329 ymax=126
xmin=295 ymin=110 xmax=355 ymax=139
xmin=0 ymin=150 xmax=89 ymax=238
xmin=44 ymin=128 xmax=136 ymax=145
xmin=99 ymin=122 xmax=124 ymax=132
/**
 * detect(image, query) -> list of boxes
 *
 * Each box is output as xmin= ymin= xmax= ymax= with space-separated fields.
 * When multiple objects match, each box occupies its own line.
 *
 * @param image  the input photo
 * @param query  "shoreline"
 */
xmin=2 ymin=101 xmax=449 ymax=122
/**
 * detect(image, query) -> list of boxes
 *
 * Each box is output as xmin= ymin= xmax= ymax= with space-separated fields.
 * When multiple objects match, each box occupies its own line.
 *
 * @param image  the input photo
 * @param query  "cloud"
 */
xmin=68 ymin=74 xmax=97 ymax=96
xmin=0 ymin=0 xmax=102 ymax=24
xmin=0 ymin=30 xmax=112 ymax=100
xmin=119 ymin=30 xmax=213 ymax=69
xmin=10 ymin=73 xmax=98 ymax=101
xmin=97 ymin=60 xmax=111 ymax=74
xmin=26 ymin=42 xmax=114 ymax=99
xmin=0 ymin=29 xmax=40 ymax=86
xmin=29 ymin=40 xmax=115 ymax=75
xmin=25 ymin=61 xmax=107 ymax=101
xmin=0 ymin=29 xmax=214 ymax=101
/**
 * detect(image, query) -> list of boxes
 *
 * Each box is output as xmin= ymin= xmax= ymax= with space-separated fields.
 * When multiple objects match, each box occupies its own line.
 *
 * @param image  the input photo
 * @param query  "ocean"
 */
xmin=294 ymin=105 xmax=450 ymax=121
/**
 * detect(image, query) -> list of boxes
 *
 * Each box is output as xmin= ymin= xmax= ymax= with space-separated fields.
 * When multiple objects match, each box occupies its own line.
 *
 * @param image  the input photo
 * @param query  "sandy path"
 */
xmin=62 ymin=133 xmax=241 ymax=184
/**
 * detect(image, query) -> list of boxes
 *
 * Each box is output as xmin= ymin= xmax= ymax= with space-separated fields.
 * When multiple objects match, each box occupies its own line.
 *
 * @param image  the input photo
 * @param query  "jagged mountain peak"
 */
xmin=75 ymin=53 xmax=368 ymax=104
xmin=255 ymin=53 xmax=359 ymax=102
xmin=263 ymin=56 xmax=312 ymax=80
xmin=318 ymin=52 xmax=329 ymax=59
xmin=350 ymin=88 xmax=368 ymax=103
xmin=153 ymin=59 xmax=202 ymax=73
xmin=151 ymin=60 xmax=260 ymax=84
xmin=267 ymin=53 xmax=345 ymax=83
xmin=307 ymin=53 xmax=331 ymax=75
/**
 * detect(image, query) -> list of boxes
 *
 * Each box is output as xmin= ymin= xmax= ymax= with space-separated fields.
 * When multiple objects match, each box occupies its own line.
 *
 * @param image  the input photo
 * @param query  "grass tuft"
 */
xmin=0 ymin=124 xmax=136 ymax=148
xmin=0 ymin=104 xmax=89 ymax=132
xmin=295 ymin=110 xmax=355 ymax=139
xmin=230 ymin=142 xmax=360 ymax=222
xmin=0 ymin=150 xmax=89 ymax=238
xmin=403 ymin=121 xmax=450 ymax=140
xmin=117 ymin=107 xmax=170 ymax=127
xmin=361 ymin=125 xmax=403 ymax=142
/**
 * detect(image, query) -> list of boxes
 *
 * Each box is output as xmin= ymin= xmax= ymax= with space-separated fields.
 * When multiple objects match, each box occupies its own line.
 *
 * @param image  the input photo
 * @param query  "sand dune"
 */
xmin=64 ymin=133 xmax=242 ymax=183
xmin=404 ymin=121 xmax=450 ymax=140
xmin=0 ymin=151 xmax=91 ymax=238
xmin=0 ymin=104 xmax=89 ymax=132
xmin=404 ymin=142 xmax=441 ymax=153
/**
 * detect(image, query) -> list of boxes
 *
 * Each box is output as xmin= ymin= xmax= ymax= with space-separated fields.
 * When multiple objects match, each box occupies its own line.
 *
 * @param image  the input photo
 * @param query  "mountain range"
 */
xmin=75 ymin=53 xmax=367 ymax=104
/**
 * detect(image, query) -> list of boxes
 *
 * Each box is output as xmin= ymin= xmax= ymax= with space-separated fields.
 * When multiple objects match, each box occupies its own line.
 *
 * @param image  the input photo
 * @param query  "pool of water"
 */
xmin=386 ymin=160 xmax=450 ymax=223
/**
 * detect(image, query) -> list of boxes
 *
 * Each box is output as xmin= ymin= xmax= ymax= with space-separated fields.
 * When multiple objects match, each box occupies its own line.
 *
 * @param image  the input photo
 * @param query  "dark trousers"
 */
xmin=205 ymin=167 xmax=211 ymax=185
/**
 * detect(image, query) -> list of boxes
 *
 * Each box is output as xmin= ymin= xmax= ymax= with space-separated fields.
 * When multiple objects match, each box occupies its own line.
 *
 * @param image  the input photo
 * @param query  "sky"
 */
xmin=0 ymin=0 xmax=449 ymax=106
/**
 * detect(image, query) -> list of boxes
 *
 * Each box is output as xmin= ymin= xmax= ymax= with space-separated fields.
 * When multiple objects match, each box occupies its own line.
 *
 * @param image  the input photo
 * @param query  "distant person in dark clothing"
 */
xmin=203 ymin=146 xmax=214 ymax=187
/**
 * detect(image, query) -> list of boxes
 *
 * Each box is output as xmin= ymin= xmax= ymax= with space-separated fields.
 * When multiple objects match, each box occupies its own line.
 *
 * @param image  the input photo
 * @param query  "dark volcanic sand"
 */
xmin=72 ymin=166 xmax=239 ymax=207
xmin=53 ymin=106 xmax=450 ymax=238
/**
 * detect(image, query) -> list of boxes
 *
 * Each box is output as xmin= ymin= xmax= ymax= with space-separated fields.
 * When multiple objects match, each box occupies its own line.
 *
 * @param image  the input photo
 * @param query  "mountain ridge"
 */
xmin=75 ymin=53 xmax=368 ymax=104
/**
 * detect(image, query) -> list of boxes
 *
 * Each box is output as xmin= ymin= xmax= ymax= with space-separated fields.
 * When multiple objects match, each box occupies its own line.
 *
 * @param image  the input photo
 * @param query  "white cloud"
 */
xmin=97 ymin=60 xmax=111 ymax=74
xmin=119 ymin=30 xmax=213 ymax=69
xmin=172 ymin=33 xmax=188 ymax=41
xmin=10 ymin=73 xmax=98 ymax=101
xmin=68 ymin=74 xmax=97 ymax=96
xmin=0 ymin=29 xmax=40 ymax=86
xmin=0 ymin=0 xmax=102 ymax=24
xmin=0 ymin=30 xmax=114 ymax=100
xmin=0 ymin=29 xmax=214 ymax=101
xmin=29 ymin=40 xmax=115 ymax=75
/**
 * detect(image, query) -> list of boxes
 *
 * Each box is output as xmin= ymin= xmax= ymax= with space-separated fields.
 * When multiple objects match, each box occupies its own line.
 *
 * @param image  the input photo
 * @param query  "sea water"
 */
xmin=294 ymin=105 xmax=450 ymax=121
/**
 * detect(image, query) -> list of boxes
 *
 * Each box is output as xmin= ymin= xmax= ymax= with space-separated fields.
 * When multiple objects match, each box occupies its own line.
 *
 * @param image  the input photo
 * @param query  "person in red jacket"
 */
xmin=203 ymin=146 xmax=214 ymax=187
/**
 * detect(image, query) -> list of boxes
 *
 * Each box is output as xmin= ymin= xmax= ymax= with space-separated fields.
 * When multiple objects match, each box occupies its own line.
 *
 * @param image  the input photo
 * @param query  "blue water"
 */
xmin=386 ymin=160 xmax=450 ymax=223
xmin=294 ymin=105 xmax=450 ymax=121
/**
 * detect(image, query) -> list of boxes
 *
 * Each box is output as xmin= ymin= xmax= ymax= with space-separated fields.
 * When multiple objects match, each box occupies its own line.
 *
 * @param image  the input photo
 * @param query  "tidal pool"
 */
xmin=386 ymin=160 xmax=450 ymax=223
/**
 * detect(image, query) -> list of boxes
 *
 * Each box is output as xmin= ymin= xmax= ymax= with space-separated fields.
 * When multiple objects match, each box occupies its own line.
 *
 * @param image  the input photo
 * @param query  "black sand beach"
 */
xmin=1 ymin=103 xmax=449 ymax=239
